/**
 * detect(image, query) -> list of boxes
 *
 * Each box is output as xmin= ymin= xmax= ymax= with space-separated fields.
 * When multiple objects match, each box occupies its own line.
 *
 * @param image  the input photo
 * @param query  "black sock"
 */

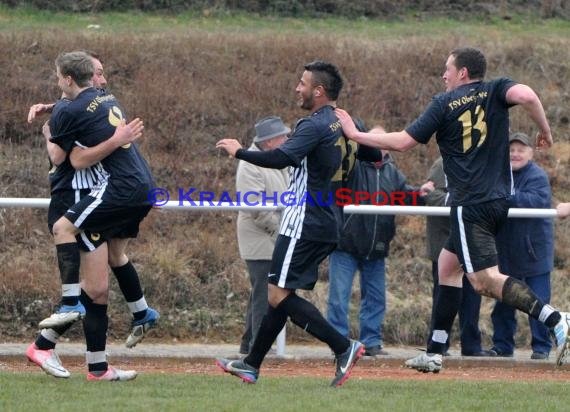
xmin=80 ymin=290 xmax=108 ymax=372
xmin=279 ymin=293 xmax=349 ymax=355
xmin=502 ymin=276 xmax=560 ymax=327
xmin=545 ymin=312 xmax=562 ymax=328
xmin=112 ymin=261 xmax=146 ymax=321
xmin=245 ymin=304 xmax=287 ymax=369
xmin=56 ymin=243 xmax=80 ymax=306
xmin=428 ymin=285 xmax=462 ymax=354
xmin=35 ymin=324 xmax=73 ymax=350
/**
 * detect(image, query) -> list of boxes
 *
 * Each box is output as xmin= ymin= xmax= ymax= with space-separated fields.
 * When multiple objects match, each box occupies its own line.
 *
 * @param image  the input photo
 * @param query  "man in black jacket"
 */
xmin=327 ymin=127 xmax=423 ymax=356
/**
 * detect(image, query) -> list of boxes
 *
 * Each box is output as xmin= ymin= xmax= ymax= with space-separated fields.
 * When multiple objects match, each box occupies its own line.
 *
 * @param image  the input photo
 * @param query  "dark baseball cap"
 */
xmin=509 ymin=132 xmax=532 ymax=147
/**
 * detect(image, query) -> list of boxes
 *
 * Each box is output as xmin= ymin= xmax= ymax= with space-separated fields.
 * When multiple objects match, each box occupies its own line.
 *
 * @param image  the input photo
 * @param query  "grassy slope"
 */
xmin=1 ymin=5 xmax=569 ymax=36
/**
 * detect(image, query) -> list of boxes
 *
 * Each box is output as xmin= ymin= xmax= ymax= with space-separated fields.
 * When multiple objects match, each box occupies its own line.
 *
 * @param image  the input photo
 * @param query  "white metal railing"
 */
xmin=0 ymin=198 xmax=559 ymax=356
xmin=0 ymin=198 xmax=559 ymax=218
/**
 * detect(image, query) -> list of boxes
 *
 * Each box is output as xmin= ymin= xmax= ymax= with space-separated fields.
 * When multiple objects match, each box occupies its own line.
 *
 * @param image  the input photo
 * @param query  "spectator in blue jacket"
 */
xmin=489 ymin=132 xmax=554 ymax=359
xmin=327 ymin=131 xmax=423 ymax=356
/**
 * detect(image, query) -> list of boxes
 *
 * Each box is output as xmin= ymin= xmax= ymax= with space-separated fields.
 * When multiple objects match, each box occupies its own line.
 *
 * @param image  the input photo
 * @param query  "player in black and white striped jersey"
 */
xmin=216 ymin=61 xmax=371 ymax=387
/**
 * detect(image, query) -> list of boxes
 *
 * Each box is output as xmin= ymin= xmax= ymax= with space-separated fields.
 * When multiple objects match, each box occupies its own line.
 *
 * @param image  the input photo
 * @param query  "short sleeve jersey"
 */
xmin=406 ymin=78 xmax=517 ymax=206
xmin=48 ymin=97 xmax=99 ymax=194
xmin=50 ymin=88 xmax=155 ymax=204
xmin=278 ymin=105 xmax=343 ymax=242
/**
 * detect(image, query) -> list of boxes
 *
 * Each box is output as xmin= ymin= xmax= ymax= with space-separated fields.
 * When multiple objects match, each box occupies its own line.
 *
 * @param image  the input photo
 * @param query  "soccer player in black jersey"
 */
xmin=335 ymin=47 xmax=570 ymax=372
xmin=28 ymin=55 xmax=157 ymax=352
xmin=27 ymin=99 xmax=148 ymax=379
xmin=32 ymin=51 xmax=156 ymax=380
xmin=215 ymin=61 xmax=365 ymax=387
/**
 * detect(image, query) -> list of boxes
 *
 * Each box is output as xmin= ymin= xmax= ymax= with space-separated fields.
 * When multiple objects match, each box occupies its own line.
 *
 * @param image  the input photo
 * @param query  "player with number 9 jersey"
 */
xmin=50 ymin=88 xmax=155 ymax=206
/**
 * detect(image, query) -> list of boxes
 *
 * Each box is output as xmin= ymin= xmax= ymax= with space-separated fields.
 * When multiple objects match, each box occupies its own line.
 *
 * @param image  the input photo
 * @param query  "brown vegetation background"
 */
xmin=1 ymin=26 xmax=570 ymax=349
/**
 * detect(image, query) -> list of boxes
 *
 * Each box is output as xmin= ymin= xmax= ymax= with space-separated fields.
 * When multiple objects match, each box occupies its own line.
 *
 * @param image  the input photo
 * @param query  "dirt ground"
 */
xmin=4 ymin=355 xmax=570 ymax=382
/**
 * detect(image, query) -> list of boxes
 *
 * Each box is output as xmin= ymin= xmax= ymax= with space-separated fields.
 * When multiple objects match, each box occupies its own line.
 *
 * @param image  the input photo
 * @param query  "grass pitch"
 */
xmin=1 ymin=371 xmax=570 ymax=412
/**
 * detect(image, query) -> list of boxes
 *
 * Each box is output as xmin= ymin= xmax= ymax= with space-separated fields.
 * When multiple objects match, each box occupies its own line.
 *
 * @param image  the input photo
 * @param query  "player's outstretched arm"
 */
xmin=216 ymin=138 xmax=243 ymax=158
xmin=506 ymin=84 xmax=552 ymax=149
xmin=335 ymin=108 xmax=418 ymax=152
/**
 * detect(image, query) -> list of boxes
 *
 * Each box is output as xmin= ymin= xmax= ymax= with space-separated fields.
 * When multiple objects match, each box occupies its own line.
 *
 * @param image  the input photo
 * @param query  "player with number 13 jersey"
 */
xmin=406 ymin=78 xmax=516 ymax=206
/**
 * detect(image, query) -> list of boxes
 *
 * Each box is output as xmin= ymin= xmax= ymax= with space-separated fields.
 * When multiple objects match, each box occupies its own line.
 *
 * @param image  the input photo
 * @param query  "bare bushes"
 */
xmin=2 ymin=30 xmax=570 ymax=344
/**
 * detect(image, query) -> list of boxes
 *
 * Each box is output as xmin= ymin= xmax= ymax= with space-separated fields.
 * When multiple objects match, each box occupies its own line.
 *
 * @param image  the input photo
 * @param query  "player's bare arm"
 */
xmin=27 ymin=103 xmax=56 ymax=124
xmin=216 ymin=139 xmax=243 ymax=157
xmin=69 ymin=118 xmax=144 ymax=170
xmin=505 ymin=84 xmax=552 ymax=149
xmin=334 ymin=108 xmax=418 ymax=152
xmin=42 ymin=120 xmax=66 ymax=166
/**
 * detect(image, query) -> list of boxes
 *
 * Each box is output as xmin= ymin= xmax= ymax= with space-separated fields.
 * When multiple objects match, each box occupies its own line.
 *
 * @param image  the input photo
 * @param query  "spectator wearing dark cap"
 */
xmin=489 ymin=131 xmax=554 ymax=359
xmin=236 ymin=116 xmax=290 ymax=354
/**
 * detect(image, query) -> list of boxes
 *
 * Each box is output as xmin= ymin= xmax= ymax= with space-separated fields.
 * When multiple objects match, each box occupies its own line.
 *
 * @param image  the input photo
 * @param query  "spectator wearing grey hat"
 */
xmin=489 ymin=132 xmax=554 ymax=359
xmin=236 ymin=116 xmax=289 ymax=354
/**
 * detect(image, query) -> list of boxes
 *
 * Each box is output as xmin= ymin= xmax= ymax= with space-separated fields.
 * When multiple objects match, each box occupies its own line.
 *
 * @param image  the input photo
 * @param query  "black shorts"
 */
xmin=268 ymin=235 xmax=336 ymax=291
xmin=49 ymin=190 xmax=105 ymax=252
xmin=64 ymin=195 xmax=151 ymax=242
xmin=444 ymin=198 xmax=509 ymax=273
